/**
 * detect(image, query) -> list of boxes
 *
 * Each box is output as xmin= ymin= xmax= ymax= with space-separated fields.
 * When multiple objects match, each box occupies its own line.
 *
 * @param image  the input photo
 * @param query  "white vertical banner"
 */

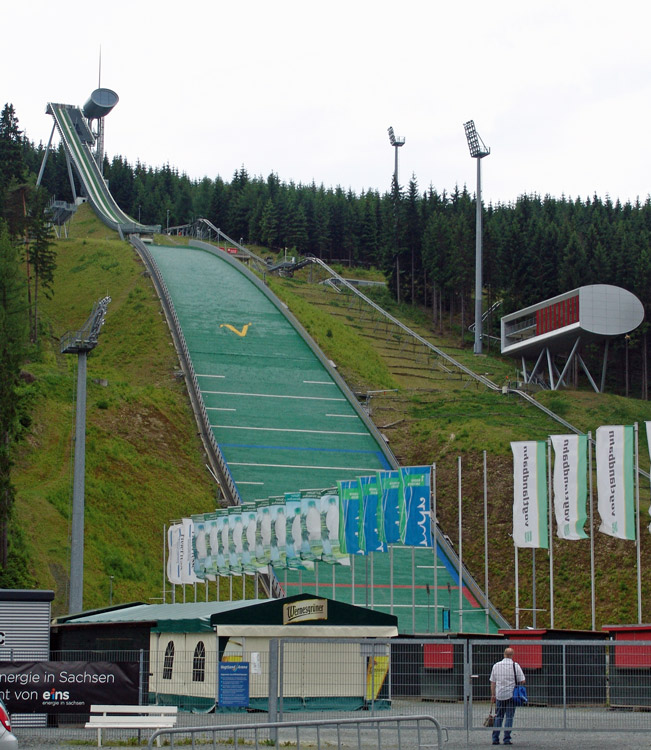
xmin=596 ymin=425 xmax=635 ymax=540
xmin=646 ymin=421 xmax=651 ymax=533
xmin=167 ymin=523 xmax=182 ymax=585
xmin=511 ymin=441 xmax=549 ymax=548
xmin=180 ymin=517 xmax=201 ymax=584
xmin=550 ymin=434 xmax=589 ymax=540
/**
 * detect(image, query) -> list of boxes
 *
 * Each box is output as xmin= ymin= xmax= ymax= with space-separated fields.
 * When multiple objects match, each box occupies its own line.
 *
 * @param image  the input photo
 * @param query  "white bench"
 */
xmin=85 ymin=704 xmax=178 ymax=747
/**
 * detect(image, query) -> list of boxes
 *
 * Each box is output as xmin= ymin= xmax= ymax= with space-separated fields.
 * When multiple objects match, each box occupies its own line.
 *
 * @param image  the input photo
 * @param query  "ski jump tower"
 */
xmin=38 ymin=89 xmax=160 ymax=236
xmin=82 ymin=88 xmax=119 ymax=169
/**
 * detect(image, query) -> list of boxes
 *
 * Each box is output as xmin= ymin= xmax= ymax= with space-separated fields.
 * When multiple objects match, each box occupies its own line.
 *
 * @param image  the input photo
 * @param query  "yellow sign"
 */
xmin=283 ymin=599 xmax=328 ymax=625
xmin=365 ymin=656 xmax=390 ymax=700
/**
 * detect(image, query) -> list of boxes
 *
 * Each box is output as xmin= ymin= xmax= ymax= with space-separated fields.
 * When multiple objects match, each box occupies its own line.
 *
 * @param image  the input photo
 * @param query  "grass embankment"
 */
xmin=14 ymin=205 xmax=219 ymax=616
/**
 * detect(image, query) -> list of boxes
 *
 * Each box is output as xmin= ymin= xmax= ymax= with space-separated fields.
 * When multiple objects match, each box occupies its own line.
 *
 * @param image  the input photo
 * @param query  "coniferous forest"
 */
xmin=2 ymin=101 xmax=651 ymax=594
xmin=25 ymin=106 xmax=650 ymax=397
xmin=28 ymin=115 xmax=651 ymax=335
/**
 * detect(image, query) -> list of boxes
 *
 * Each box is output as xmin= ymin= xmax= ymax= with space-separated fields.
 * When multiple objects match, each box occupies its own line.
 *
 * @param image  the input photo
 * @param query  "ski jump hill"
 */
xmin=47 ymin=94 xmax=508 ymax=635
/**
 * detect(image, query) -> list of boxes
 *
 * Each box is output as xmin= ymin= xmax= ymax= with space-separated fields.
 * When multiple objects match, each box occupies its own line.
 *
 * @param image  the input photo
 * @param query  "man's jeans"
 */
xmin=492 ymin=698 xmax=516 ymax=743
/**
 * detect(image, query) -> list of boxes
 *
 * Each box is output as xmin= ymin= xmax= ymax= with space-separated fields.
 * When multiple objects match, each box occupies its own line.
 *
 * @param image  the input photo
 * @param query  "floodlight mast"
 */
xmin=388 ymin=126 xmax=406 ymax=303
xmin=61 ymin=296 xmax=111 ymax=614
xmin=463 ymin=120 xmax=490 ymax=355
xmin=387 ymin=126 xmax=406 ymax=179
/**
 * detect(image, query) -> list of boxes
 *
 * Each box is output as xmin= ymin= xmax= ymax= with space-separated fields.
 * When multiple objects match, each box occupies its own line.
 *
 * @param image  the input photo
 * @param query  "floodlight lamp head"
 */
xmin=463 ymin=119 xmax=490 ymax=158
xmin=388 ymin=126 xmax=405 ymax=147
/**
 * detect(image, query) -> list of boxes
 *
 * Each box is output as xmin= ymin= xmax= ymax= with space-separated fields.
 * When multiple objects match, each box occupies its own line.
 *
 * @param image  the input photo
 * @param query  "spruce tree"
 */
xmin=0 ymin=220 xmax=28 ymax=568
xmin=27 ymin=187 xmax=57 ymax=342
xmin=0 ymin=104 xmax=25 ymax=210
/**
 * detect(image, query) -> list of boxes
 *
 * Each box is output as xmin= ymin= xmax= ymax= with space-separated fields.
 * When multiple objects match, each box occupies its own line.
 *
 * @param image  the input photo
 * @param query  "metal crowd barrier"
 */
xmin=147 ymin=714 xmax=447 ymax=750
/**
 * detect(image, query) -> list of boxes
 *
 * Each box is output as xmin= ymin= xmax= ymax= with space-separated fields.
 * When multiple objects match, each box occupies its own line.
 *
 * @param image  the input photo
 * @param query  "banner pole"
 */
xmin=332 ymin=560 xmax=336 ymax=600
xmin=547 ymin=438 xmax=554 ymax=628
xmin=515 ymin=545 xmax=519 ymax=629
xmin=412 ymin=546 xmax=416 ymax=634
xmin=458 ymin=456 xmax=463 ymax=633
xmin=163 ymin=524 xmax=167 ymax=605
xmin=433 ymin=462 xmax=439 ymax=633
xmin=589 ymin=431 xmax=595 ymax=630
xmin=390 ymin=545 xmax=394 ymax=616
xmin=365 ymin=554 xmax=369 ymax=608
xmin=532 ymin=549 xmax=537 ymax=628
xmin=483 ymin=451 xmax=489 ymax=634
xmin=635 ymin=422 xmax=642 ymax=624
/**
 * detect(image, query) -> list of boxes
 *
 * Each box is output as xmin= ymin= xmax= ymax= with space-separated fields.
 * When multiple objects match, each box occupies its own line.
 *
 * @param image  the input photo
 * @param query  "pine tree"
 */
xmin=260 ymin=198 xmax=280 ymax=250
xmin=387 ymin=174 xmax=405 ymax=302
xmin=287 ymin=202 xmax=309 ymax=255
xmin=312 ymin=191 xmax=331 ymax=259
xmin=0 ymin=220 xmax=28 ymax=567
xmin=405 ymin=176 xmax=422 ymax=304
xmin=0 ymin=104 xmax=25 ymax=210
xmin=422 ymin=210 xmax=451 ymax=328
xmin=26 ymin=188 xmax=56 ymax=342
xmin=558 ymin=231 xmax=588 ymax=291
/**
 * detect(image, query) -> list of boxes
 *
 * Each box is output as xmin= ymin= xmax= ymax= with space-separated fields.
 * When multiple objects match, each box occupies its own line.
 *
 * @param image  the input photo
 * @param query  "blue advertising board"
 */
xmin=218 ymin=662 xmax=250 ymax=707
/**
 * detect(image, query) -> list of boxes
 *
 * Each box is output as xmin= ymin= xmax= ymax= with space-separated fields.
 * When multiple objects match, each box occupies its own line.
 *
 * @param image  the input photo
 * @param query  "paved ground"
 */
xmin=13 ymin=727 xmax=651 ymax=749
xmin=12 ymin=702 xmax=651 ymax=749
xmin=457 ymin=729 xmax=651 ymax=749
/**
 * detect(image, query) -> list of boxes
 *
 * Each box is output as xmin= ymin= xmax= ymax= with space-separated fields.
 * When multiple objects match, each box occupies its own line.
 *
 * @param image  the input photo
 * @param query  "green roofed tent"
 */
xmin=51 ymin=595 xmax=398 ymax=711
xmin=53 ymin=594 xmax=397 ymax=636
xmin=210 ymin=593 xmax=398 ymax=637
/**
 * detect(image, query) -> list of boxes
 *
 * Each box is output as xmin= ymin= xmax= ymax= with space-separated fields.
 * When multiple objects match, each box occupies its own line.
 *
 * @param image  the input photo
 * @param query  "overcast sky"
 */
xmin=5 ymin=0 xmax=651 ymax=205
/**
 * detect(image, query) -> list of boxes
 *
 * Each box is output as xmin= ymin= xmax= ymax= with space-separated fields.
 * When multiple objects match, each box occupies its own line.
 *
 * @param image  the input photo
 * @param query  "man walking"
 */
xmin=489 ymin=647 xmax=525 ymax=745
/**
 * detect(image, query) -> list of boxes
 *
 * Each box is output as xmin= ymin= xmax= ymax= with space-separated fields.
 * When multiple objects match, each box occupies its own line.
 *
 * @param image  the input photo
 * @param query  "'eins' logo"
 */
xmin=43 ymin=689 xmax=69 ymax=700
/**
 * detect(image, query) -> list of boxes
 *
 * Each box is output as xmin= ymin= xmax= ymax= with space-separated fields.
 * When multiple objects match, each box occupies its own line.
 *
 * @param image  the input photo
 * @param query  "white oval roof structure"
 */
xmin=579 ymin=284 xmax=644 ymax=335
xmin=501 ymin=284 xmax=644 ymax=357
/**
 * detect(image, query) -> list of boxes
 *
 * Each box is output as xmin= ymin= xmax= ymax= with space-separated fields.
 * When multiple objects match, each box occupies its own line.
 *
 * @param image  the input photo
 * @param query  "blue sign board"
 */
xmin=218 ymin=662 xmax=250 ymax=707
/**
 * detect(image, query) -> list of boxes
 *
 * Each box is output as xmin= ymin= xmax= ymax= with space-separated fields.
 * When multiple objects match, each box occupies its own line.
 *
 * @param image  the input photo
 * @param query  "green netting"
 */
xmin=148 ymin=245 xmax=390 ymax=503
xmin=274 ymin=544 xmax=500 ymax=634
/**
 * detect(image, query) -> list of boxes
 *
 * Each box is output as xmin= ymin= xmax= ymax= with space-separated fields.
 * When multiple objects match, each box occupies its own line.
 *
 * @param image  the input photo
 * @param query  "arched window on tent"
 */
xmin=192 ymin=641 xmax=206 ymax=682
xmin=163 ymin=641 xmax=175 ymax=680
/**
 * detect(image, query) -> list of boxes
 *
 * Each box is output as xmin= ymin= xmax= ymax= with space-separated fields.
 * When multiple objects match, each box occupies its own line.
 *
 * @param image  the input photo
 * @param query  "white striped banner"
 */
xmin=550 ymin=434 xmax=588 ymax=540
xmin=596 ymin=425 xmax=635 ymax=540
xmin=511 ymin=441 xmax=549 ymax=548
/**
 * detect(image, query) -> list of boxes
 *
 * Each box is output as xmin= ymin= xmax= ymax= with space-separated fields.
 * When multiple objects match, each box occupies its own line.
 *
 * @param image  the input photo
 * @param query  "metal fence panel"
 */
xmin=7 ymin=639 xmax=651 ymax=744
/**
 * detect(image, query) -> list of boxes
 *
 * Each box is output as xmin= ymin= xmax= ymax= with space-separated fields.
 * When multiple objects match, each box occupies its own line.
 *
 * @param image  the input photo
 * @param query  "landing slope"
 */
xmin=147 ymin=244 xmax=393 ymax=500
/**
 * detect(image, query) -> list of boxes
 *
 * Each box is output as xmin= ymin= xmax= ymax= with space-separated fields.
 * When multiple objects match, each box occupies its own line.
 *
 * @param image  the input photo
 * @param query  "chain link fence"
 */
xmin=5 ymin=638 xmax=651 ymax=744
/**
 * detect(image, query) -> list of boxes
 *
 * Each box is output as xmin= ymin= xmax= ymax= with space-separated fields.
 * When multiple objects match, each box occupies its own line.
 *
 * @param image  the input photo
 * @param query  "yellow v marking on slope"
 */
xmin=220 ymin=323 xmax=252 ymax=337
